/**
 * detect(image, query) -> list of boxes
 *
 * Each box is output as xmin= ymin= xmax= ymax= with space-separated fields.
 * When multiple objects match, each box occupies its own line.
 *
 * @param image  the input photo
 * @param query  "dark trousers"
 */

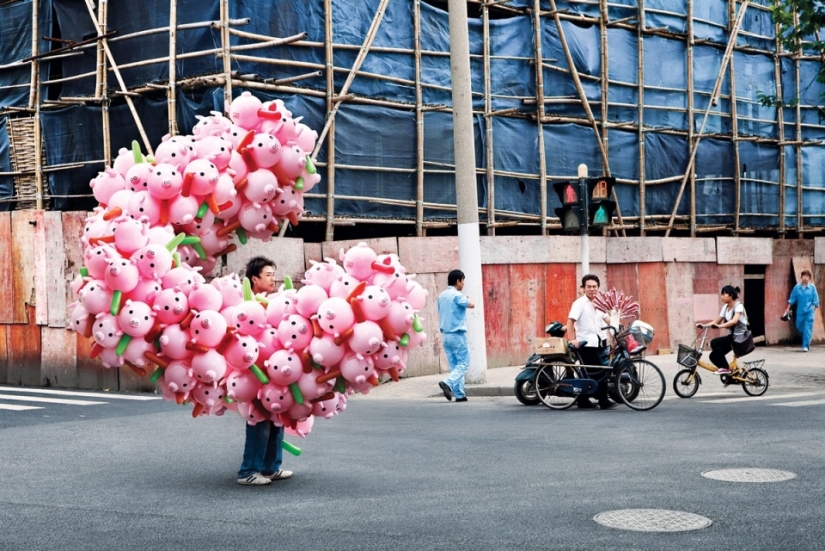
xmin=577 ymin=346 xmax=611 ymax=403
xmin=710 ymin=334 xmax=733 ymax=370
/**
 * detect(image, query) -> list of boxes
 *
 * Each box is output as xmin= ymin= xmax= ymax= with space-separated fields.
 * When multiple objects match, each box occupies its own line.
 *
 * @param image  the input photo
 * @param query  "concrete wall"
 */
xmin=0 ymin=210 xmax=816 ymax=389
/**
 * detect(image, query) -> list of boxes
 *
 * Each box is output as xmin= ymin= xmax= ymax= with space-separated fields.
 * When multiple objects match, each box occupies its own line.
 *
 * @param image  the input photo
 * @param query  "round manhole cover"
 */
xmin=702 ymin=468 xmax=796 ymax=483
xmin=594 ymin=509 xmax=712 ymax=532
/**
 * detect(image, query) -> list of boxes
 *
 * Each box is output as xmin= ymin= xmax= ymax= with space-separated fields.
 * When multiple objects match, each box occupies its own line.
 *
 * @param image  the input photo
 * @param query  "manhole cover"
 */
xmin=594 ymin=509 xmax=712 ymax=532
xmin=702 ymin=468 xmax=796 ymax=483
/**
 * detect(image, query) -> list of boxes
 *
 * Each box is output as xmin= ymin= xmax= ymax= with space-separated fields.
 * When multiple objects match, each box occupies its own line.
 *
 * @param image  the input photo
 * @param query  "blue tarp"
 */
xmin=1 ymin=0 xmax=824 ymax=228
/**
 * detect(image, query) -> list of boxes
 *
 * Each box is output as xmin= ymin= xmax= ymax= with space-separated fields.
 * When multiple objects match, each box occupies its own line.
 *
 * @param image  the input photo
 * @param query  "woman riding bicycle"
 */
xmin=695 ymin=285 xmax=748 ymax=375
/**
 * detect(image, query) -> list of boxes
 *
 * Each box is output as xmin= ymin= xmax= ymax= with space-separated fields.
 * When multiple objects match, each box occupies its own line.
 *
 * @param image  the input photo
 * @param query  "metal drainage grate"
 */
xmin=702 ymin=468 xmax=796 ymax=483
xmin=594 ymin=509 xmax=712 ymax=532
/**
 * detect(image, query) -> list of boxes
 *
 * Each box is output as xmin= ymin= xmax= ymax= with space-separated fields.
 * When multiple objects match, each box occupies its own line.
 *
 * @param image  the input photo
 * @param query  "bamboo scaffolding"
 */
xmin=5 ymin=1 xmax=824 ymax=237
xmin=664 ymin=0 xmax=750 ymax=237
xmin=311 ymin=0 xmax=391 ymax=161
xmin=82 ymin=0 xmax=154 ymax=156
xmin=99 ymin=0 xmax=111 ymax=166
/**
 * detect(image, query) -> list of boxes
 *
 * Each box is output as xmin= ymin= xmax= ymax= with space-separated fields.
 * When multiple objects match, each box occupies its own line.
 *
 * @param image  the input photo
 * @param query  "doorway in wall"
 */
xmin=744 ymin=265 xmax=765 ymax=343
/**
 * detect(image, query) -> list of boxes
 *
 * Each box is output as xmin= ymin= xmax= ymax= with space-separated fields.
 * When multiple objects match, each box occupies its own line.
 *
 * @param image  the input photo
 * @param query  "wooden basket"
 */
xmin=7 ymin=116 xmax=48 ymax=210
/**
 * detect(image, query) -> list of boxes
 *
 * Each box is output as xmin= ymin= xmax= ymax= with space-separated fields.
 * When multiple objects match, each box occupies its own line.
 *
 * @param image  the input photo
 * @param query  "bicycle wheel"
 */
xmin=514 ymin=379 xmax=540 ymax=406
xmin=534 ymin=361 xmax=581 ymax=410
xmin=742 ymin=367 xmax=769 ymax=397
xmin=611 ymin=368 xmax=639 ymax=403
xmin=673 ymin=368 xmax=700 ymax=398
xmin=617 ymin=359 xmax=666 ymax=411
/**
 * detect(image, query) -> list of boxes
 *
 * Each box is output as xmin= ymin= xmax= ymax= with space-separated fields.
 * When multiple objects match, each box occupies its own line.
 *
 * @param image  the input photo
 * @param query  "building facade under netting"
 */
xmin=1 ymin=0 xmax=824 ymax=238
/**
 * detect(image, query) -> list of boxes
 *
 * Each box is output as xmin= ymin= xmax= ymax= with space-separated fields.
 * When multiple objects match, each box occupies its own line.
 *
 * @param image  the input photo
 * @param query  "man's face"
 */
xmin=802 ymin=274 xmax=811 ymax=284
xmin=583 ymin=280 xmax=600 ymax=301
xmin=455 ymin=278 xmax=465 ymax=291
xmin=252 ymin=266 xmax=277 ymax=294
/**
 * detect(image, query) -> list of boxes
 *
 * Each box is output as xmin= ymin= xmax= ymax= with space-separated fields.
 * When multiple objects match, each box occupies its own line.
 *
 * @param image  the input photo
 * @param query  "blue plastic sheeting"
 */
xmin=0 ymin=0 xmax=52 ymax=109
xmin=52 ymin=0 xmax=219 ymax=98
xmin=0 ymin=118 xmax=13 ymax=211
xmin=41 ymin=98 xmax=169 ymax=211
xmin=2 ymin=0 xmax=825 ymax=228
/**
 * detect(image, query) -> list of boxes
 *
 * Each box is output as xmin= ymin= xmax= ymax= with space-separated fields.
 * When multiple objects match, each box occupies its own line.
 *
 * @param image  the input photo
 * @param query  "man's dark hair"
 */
xmin=244 ymin=256 xmax=276 ymax=280
xmin=581 ymin=274 xmax=600 ymax=288
xmin=448 ymin=269 xmax=465 ymax=287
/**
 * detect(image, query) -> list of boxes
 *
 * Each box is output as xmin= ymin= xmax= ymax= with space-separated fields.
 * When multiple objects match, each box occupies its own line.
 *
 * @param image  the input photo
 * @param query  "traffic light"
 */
xmin=553 ymin=181 xmax=583 ymax=233
xmin=586 ymin=177 xmax=616 ymax=229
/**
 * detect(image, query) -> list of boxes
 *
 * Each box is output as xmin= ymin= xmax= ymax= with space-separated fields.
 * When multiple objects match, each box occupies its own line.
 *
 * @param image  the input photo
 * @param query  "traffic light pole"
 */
xmin=578 ymin=163 xmax=590 ymax=274
xmin=448 ymin=0 xmax=488 ymax=384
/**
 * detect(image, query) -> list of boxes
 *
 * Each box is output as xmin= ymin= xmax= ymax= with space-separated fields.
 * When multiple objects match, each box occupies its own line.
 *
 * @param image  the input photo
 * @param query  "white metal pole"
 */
xmin=448 ymin=0 xmax=487 ymax=384
xmin=578 ymin=163 xmax=590 ymax=275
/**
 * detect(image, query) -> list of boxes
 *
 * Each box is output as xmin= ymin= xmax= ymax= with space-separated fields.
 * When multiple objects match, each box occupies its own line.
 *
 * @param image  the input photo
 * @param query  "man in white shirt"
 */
xmin=567 ymin=274 xmax=617 ymax=410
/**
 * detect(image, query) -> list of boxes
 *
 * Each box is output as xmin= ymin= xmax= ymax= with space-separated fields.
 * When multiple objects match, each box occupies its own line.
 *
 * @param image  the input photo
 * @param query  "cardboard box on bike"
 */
xmin=534 ymin=337 xmax=569 ymax=356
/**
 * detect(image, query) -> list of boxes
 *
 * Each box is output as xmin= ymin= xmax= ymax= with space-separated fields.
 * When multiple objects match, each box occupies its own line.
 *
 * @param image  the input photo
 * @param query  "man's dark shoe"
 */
xmin=455 ymin=397 xmax=468 ymax=402
xmin=577 ymin=400 xmax=597 ymax=409
xmin=438 ymin=382 xmax=453 ymax=401
xmin=599 ymin=400 xmax=619 ymax=410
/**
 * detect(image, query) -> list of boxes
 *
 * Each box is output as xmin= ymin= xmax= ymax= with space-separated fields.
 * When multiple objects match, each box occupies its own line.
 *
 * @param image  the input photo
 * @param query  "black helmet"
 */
xmin=545 ymin=322 xmax=567 ymax=337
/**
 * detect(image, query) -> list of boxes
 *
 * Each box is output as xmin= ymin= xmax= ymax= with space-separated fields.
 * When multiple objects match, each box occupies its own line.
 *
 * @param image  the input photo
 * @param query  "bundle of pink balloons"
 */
xmin=68 ymin=92 xmax=428 ymax=439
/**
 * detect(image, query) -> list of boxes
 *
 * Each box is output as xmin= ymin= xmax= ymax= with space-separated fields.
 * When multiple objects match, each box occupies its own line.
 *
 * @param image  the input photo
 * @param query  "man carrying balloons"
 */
xmin=437 ymin=269 xmax=475 ymax=402
xmin=237 ymin=256 xmax=294 ymax=486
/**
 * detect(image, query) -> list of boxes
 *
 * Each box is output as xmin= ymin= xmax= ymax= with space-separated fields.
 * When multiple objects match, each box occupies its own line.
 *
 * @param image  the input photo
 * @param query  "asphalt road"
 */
xmin=1 ymin=387 xmax=824 ymax=551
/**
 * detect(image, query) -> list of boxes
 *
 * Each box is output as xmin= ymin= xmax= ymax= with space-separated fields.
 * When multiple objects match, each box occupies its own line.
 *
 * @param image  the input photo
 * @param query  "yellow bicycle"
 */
xmin=673 ymin=326 xmax=769 ymax=398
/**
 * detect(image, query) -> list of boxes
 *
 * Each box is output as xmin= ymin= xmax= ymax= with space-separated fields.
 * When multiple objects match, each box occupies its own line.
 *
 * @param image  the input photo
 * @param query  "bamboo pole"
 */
xmin=324 ymin=0 xmax=336 ymax=241
xmin=311 ymin=0 xmax=391 ymax=161
xmin=94 ymin=0 xmax=104 ymax=100
xmin=168 ymin=0 xmax=178 ymax=136
xmin=687 ymin=0 xmax=696 ymax=236
xmin=415 ymin=0 xmax=425 ymax=236
xmin=729 ymin=0 xmax=741 ymax=233
xmin=663 ymin=0 xmax=750 ymax=237
xmin=638 ymin=0 xmax=647 ymax=235
xmin=220 ymin=0 xmax=232 ymax=111
xmin=532 ymin=0 xmax=547 ymax=235
xmin=99 ymin=0 xmax=111 ymax=165
xmin=82 ymin=0 xmax=154 ymax=156
xmin=774 ymin=0 xmax=786 ymax=235
xmin=30 ymin=0 xmax=43 ymax=209
xmin=794 ymin=11 xmax=804 ymax=232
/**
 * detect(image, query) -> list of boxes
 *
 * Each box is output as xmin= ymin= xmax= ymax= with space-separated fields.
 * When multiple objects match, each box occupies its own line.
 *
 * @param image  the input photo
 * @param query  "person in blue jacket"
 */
xmin=437 ymin=269 xmax=475 ymax=403
xmin=784 ymin=269 xmax=820 ymax=352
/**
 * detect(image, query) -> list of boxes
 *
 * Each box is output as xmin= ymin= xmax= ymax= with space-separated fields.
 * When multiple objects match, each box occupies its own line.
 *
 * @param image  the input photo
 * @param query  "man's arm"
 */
xmin=567 ymin=318 xmax=577 ymax=343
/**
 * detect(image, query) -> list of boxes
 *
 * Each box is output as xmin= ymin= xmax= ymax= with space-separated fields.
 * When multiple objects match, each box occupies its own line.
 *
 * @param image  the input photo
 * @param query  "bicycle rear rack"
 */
xmin=743 ymin=359 xmax=765 ymax=370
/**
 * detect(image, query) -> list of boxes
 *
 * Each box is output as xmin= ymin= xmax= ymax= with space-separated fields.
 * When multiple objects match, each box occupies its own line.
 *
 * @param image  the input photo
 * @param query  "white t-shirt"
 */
xmin=720 ymin=302 xmax=748 ymax=335
xmin=568 ymin=295 xmax=607 ymax=347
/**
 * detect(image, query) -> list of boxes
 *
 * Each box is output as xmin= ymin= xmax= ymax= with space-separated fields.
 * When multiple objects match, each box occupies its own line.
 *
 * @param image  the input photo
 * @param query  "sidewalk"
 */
xmin=354 ymin=344 xmax=825 ymax=401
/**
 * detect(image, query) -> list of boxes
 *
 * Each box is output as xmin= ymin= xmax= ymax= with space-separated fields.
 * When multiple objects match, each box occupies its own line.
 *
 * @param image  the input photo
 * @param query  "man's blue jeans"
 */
xmin=238 ymin=421 xmax=283 ymax=478
xmin=442 ymin=331 xmax=469 ymax=399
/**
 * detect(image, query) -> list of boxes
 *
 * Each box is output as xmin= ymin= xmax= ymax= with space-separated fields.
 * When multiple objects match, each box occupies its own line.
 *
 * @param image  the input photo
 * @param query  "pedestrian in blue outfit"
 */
xmin=785 ymin=269 xmax=820 ymax=352
xmin=237 ymin=256 xmax=293 ymax=486
xmin=437 ymin=269 xmax=475 ymax=402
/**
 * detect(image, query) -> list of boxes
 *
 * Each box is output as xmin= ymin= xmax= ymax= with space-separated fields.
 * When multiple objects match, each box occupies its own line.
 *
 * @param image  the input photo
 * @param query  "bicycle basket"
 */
xmin=616 ymin=329 xmax=646 ymax=355
xmin=677 ymin=344 xmax=702 ymax=368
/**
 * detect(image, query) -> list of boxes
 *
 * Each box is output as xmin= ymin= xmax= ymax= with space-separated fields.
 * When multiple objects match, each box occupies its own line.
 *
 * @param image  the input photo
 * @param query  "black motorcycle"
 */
xmin=514 ymin=322 xmax=567 ymax=405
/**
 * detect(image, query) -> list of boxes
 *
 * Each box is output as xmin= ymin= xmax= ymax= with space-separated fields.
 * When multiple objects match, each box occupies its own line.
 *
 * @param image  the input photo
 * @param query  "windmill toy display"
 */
xmin=592 ymin=288 xmax=653 ymax=354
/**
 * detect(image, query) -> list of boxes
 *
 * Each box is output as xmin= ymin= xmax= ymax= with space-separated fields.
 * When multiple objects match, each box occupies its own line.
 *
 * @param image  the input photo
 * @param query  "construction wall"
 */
xmin=0 ymin=209 xmax=819 ymax=390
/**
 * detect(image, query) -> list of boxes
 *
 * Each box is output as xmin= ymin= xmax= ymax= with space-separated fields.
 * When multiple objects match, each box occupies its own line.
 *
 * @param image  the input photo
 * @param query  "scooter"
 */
xmin=514 ymin=321 xmax=568 ymax=405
